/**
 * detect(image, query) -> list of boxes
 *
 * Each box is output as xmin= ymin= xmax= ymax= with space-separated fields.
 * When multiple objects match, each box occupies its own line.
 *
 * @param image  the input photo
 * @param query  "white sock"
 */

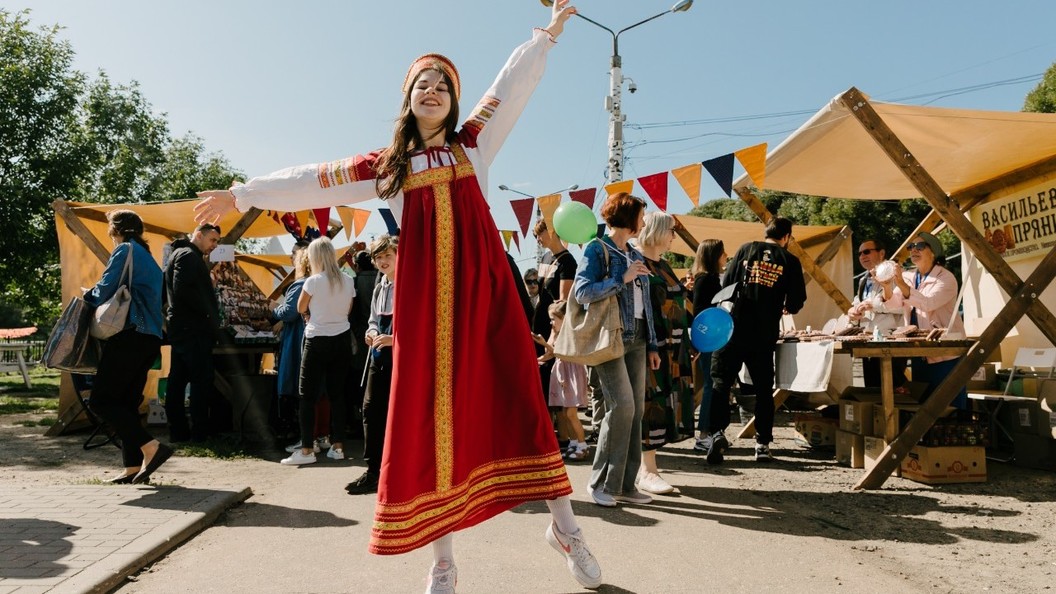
xmin=567 ymin=440 xmax=579 ymax=450
xmin=432 ymin=533 xmax=454 ymax=565
xmin=546 ymin=495 xmax=580 ymax=535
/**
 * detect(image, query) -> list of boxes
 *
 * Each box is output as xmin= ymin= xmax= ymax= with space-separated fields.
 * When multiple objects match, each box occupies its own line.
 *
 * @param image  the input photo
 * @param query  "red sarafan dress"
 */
xmin=229 ymin=29 xmax=571 ymax=555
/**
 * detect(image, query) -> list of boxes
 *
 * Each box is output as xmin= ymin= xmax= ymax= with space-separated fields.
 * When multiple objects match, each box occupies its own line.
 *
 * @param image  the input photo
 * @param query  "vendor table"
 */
xmin=0 ymin=342 xmax=33 ymax=388
xmin=212 ymin=341 xmax=278 ymax=442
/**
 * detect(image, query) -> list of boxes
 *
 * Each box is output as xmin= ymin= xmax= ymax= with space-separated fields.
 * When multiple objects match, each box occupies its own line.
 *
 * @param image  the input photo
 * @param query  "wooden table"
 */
xmin=0 ymin=342 xmax=33 ymax=388
xmin=832 ymin=339 xmax=975 ymax=447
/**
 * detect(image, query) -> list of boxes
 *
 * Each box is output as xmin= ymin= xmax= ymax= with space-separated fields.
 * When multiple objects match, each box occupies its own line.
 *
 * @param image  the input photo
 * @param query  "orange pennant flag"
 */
xmin=352 ymin=209 xmax=370 ymax=238
xmin=537 ymin=194 xmax=561 ymax=228
xmin=603 ymin=180 xmax=634 ymax=197
xmin=671 ymin=163 xmax=703 ymax=207
xmin=336 ymin=207 xmax=354 ymax=240
xmin=734 ymin=143 xmax=768 ymax=189
xmin=294 ymin=211 xmax=310 ymax=237
xmin=337 ymin=207 xmax=372 ymax=240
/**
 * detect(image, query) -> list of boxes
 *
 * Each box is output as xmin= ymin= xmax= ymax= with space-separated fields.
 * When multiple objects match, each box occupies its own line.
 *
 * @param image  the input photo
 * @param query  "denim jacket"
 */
xmin=572 ymin=237 xmax=658 ymax=352
xmin=84 ymin=241 xmax=164 ymax=339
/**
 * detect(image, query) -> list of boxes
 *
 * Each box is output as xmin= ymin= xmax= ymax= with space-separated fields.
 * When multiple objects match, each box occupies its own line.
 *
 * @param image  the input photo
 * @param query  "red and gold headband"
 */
xmin=402 ymin=53 xmax=461 ymax=100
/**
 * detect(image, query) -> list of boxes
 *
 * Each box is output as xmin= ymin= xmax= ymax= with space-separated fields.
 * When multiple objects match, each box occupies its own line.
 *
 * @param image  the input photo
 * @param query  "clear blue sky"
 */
xmin=15 ymin=0 xmax=1056 ymax=267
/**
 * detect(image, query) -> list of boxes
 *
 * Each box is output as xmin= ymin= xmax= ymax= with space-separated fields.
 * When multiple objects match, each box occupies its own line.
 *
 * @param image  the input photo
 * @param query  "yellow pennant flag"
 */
xmin=500 ymin=230 xmax=515 ymax=251
xmin=337 ymin=207 xmax=373 ymax=240
xmin=537 ymin=194 xmax=561 ymax=228
xmin=735 ymin=143 xmax=768 ymax=189
xmin=352 ymin=209 xmax=371 ymax=238
xmin=603 ymin=180 xmax=634 ymax=197
xmin=671 ymin=163 xmax=703 ymax=207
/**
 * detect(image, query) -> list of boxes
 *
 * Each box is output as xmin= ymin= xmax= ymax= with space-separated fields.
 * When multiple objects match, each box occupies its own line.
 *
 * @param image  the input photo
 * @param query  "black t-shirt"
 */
xmin=539 ymin=249 xmax=577 ymax=301
xmin=722 ymin=241 xmax=806 ymax=342
xmin=692 ymin=272 xmax=722 ymax=316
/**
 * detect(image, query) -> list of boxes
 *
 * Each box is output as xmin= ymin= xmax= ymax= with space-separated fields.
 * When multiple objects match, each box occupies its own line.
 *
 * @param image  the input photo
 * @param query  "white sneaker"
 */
xmin=637 ymin=472 xmax=674 ymax=495
xmin=326 ymin=446 xmax=345 ymax=460
xmin=285 ymin=439 xmax=321 ymax=452
xmin=280 ymin=450 xmax=317 ymax=466
xmin=425 ymin=559 xmax=456 ymax=594
xmin=546 ymin=521 xmax=602 ymax=589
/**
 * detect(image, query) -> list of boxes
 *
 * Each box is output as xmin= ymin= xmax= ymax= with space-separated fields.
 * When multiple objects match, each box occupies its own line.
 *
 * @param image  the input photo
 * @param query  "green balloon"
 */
xmin=552 ymin=202 xmax=597 ymax=244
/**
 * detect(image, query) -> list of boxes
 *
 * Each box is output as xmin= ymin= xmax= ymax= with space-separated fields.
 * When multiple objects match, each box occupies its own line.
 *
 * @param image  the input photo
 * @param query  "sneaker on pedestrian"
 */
xmin=425 ymin=559 xmax=456 ymax=594
xmin=613 ymin=489 xmax=653 ymax=504
xmin=285 ymin=441 xmax=321 ymax=454
xmin=315 ymin=436 xmax=331 ymax=451
xmin=280 ymin=449 xmax=316 ymax=466
xmin=566 ymin=446 xmax=590 ymax=461
xmin=545 ymin=521 xmax=603 ymax=589
xmin=755 ymin=443 xmax=774 ymax=462
xmin=706 ymin=430 xmax=729 ymax=465
xmin=346 ymin=471 xmax=379 ymax=494
xmin=326 ymin=446 xmax=344 ymax=460
xmin=589 ymin=486 xmax=617 ymax=507
xmin=637 ymin=472 xmax=674 ymax=495
xmin=693 ymin=434 xmax=713 ymax=452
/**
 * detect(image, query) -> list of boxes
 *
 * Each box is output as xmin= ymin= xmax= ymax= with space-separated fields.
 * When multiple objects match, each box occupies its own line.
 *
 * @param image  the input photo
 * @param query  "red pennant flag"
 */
xmin=510 ymin=198 xmax=535 ymax=237
xmin=638 ymin=172 xmax=669 ymax=212
xmin=570 ymin=188 xmax=597 ymax=210
xmin=312 ymin=208 xmax=331 ymax=233
xmin=512 ymin=232 xmax=521 ymax=252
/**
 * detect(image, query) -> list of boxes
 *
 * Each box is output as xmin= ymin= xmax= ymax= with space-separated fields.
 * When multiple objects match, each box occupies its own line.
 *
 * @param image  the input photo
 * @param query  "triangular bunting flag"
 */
xmin=379 ymin=208 xmax=400 ymax=236
xmin=537 ymin=194 xmax=561 ymax=228
xmin=702 ymin=153 xmax=735 ymax=197
xmin=352 ymin=209 xmax=371 ymax=238
xmin=672 ymin=163 xmax=703 ymax=206
xmin=313 ymin=208 xmax=331 ymax=233
xmin=511 ymin=232 xmax=520 ymax=252
xmin=293 ymin=211 xmax=310 ymax=238
xmin=336 ymin=207 xmax=358 ymax=240
xmin=500 ymin=230 xmax=515 ymax=251
xmin=603 ymin=180 xmax=634 ymax=196
xmin=734 ymin=142 xmax=768 ymax=188
xmin=570 ymin=188 xmax=597 ymax=210
xmin=637 ymin=172 xmax=669 ymax=212
xmin=510 ymin=198 xmax=535 ymax=237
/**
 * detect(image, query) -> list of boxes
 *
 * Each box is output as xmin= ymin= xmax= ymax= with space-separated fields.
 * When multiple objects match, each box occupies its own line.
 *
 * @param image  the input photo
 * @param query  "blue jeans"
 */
xmin=696 ymin=353 xmax=712 ymax=433
xmin=589 ymin=323 xmax=647 ymax=496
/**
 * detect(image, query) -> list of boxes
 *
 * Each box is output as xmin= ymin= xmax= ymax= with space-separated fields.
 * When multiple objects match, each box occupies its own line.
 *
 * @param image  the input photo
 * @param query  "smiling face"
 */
xmin=373 ymin=248 xmax=398 ymax=280
xmin=409 ymin=69 xmax=452 ymax=136
xmin=857 ymin=241 xmax=885 ymax=270
xmin=909 ymin=236 xmax=936 ymax=272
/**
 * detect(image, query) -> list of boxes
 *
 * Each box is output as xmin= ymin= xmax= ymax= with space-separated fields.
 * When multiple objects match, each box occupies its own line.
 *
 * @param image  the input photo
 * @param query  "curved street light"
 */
xmin=540 ymin=0 xmax=693 ymax=182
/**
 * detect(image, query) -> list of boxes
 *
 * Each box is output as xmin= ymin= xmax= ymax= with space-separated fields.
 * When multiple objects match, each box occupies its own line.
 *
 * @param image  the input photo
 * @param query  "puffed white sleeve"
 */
xmin=230 ymin=152 xmax=392 ymax=213
xmin=459 ymin=28 xmax=556 ymax=167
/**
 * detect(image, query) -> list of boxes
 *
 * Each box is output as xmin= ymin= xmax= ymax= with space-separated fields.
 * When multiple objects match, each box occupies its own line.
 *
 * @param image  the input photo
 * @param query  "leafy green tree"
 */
xmin=1024 ymin=61 xmax=1056 ymax=114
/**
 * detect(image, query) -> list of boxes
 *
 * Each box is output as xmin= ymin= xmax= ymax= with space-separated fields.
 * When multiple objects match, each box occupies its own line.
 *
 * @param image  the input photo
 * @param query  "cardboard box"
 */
xmin=839 ymin=392 xmax=880 ymax=435
xmin=900 ymin=445 xmax=987 ymax=484
xmin=863 ymin=436 xmax=889 ymax=471
xmin=793 ymin=413 xmax=838 ymax=448
xmin=836 ymin=429 xmax=865 ymax=468
xmin=966 ymin=363 xmax=997 ymax=390
xmin=1001 ymin=398 xmax=1051 ymax=438
xmin=1012 ymin=434 xmax=1056 ymax=471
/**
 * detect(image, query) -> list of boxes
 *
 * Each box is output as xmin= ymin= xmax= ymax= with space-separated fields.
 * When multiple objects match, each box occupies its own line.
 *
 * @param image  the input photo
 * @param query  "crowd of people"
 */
xmin=76 ymin=2 xmax=967 ymax=591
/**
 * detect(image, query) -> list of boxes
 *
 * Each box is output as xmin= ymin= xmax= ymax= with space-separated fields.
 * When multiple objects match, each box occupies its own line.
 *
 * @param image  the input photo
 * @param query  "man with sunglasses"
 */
xmin=164 ymin=223 xmax=222 ymax=442
xmin=847 ymin=239 xmax=907 ymax=388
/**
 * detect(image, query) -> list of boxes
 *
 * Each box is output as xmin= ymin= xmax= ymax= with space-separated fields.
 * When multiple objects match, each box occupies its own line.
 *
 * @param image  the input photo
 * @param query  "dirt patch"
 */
xmin=2 ymin=410 xmax=1055 ymax=593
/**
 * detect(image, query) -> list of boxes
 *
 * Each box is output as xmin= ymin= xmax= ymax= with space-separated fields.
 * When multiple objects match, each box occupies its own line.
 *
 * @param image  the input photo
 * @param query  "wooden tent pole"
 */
xmin=804 ymin=226 xmax=851 ymax=289
xmin=672 ymin=217 xmax=700 ymax=256
xmin=839 ymin=87 xmax=1056 ymax=347
xmin=856 ymin=245 xmax=1056 ymax=488
xmin=735 ymin=188 xmax=854 ymax=312
xmin=52 ymin=200 xmax=111 ymax=265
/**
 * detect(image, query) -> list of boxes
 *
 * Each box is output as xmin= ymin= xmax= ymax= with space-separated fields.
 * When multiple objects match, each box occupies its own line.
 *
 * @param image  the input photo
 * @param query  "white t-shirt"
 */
xmin=302 ymin=273 xmax=356 ymax=338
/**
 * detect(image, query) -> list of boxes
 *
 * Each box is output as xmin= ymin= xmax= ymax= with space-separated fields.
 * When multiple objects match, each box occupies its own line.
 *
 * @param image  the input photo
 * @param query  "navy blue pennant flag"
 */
xmin=702 ymin=153 xmax=735 ymax=198
xmin=379 ymin=208 xmax=400 ymax=236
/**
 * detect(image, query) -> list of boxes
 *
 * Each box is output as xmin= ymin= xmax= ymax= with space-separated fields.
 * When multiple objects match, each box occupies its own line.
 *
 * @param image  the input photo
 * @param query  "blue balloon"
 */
xmin=691 ymin=308 xmax=734 ymax=352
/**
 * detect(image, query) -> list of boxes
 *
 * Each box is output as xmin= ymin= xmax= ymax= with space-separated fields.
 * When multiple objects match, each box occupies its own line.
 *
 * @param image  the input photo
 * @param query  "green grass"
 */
xmin=15 ymin=417 xmax=55 ymax=427
xmin=175 ymin=436 xmax=253 ymax=460
xmin=0 ymin=395 xmax=60 ymax=415
xmin=0 ymin=368 xmax=61 ymax=399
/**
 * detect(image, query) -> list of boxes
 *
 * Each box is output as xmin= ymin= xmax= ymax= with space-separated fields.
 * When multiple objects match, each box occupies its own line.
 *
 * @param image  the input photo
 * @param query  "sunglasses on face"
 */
xmin=907 ymin=242 xmax=931 ymax=251
xmin=525 ymin=279 xmax=539 ymax=286
xmin=858 ymin=248 xmax=877 ymax=256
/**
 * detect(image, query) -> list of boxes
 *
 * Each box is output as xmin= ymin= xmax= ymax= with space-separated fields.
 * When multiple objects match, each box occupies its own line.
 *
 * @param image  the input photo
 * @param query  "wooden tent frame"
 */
xmin=724 ymin=88 xmax=1056 ymax=489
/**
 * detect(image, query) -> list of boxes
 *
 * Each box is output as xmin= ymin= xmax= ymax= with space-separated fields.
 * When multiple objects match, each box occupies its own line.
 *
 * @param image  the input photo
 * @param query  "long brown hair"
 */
xmin=374 ymin=69 xmax=461 ymax=199
xmin=691 ymin=238 xmax=724 ymax=277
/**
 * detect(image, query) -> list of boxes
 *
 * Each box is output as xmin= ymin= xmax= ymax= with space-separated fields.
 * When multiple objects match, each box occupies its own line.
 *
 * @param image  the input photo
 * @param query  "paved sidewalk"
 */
xmin=0 ymin=484 xmax=251 ymax=594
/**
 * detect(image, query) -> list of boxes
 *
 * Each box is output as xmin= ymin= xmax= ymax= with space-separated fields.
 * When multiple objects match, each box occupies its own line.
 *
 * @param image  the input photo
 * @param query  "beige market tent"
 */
xmin=730 ymin=87 xmax=1056 ymax=488
xmin=48 ymin=199 xmax=305 ymax=435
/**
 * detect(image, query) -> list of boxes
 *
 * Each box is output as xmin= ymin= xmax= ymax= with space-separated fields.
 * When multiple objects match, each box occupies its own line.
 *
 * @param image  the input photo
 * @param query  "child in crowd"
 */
xmin=536 ymin=301 xmax=590 ymax=461
xmin=347 ymin=235 xmax=398 ymax=494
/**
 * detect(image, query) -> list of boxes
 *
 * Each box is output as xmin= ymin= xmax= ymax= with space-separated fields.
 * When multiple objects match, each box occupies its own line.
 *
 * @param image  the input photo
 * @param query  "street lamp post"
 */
xmin=542 ymin=0 xmax=694 ymax=183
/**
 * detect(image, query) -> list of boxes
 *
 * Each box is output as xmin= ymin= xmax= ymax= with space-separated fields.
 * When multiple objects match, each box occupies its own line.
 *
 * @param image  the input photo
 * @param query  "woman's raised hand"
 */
xmin=193 ymin=190 xmax=237 ymax=225
xmin=545 ymin=0 xmax=577 ymax=39
xmin=622 ymin=260 xmax=649 ymax=284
